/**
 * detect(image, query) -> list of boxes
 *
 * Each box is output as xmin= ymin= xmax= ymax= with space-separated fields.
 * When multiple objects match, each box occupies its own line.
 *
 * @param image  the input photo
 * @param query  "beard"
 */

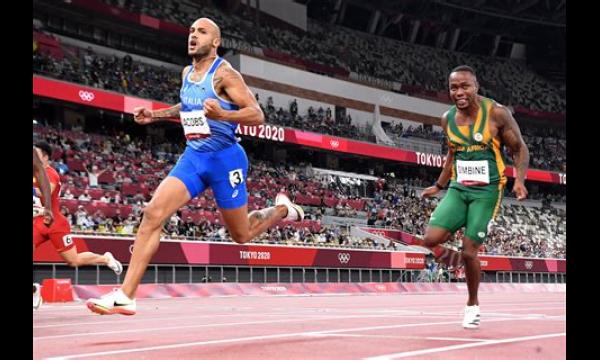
xmin=190 ymin=43 xmax=212 ymax=58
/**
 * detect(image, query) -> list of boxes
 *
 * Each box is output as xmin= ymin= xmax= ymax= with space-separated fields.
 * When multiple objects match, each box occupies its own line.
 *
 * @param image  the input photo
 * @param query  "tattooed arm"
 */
xmin=203 ymin=63 xmax=264 ymax=126
xmin=150 ymin=103 xmax=182 ymax=121
xmin=493 ymin=105 xmax=529 ymax=200
xmin=133 ymin=101 xmax=181 ymax=124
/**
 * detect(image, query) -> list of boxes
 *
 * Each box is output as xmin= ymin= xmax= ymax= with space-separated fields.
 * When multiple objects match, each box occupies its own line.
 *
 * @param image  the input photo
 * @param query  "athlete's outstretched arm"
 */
xmin=422 ymin=114 xmax=454 ymax=198
xmin=33 ymin=148 xmax=54 ymax=224
xmin=133 ymin=102 xmax=181 ymax=124
xmin=435 ymin=147 xmax=455 ymax=187
xmin=151 ymin=103 xmax=182 ymax=121
xmin=494 ymin=105 xmax=529 ymax=200
xmin=203 ymin=66 xmax=264 ymax=126
xmin=151 ymin=66 xmax=190 ymax=121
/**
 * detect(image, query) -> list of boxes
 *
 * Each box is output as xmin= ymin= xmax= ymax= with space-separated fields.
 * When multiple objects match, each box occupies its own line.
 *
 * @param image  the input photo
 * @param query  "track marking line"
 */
xmin=44 ymin=317 xmax=540 ymax=359
xmin=33 ymin=312 xmax=328 ymax=329
xmin=363 ymin=333 xmax=566 ymax=359
xmin=34 ymin=313 xmax=466 ymax=340
xmin=304 ymin=333 xmax=489 ymax=342
xmin=34 ymin=306 xmax=564 ymax=340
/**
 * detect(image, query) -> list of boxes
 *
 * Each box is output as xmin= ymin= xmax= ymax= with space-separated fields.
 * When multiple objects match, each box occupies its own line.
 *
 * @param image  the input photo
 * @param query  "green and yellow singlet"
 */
xmin=446 ymin=97 xmax=507 ymax=193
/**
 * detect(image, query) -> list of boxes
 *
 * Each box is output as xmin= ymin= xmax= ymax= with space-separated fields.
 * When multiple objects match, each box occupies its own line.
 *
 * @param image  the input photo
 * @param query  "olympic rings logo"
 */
xmin=524 ymin=261 xmax=533 ymax=270
xmin=78 ymin=90 xmax=95 ymax=102
xmin=337 ymin=252 xmax=351 ymax=264
xmin=330 ymin=140 xmax=340 ymax=148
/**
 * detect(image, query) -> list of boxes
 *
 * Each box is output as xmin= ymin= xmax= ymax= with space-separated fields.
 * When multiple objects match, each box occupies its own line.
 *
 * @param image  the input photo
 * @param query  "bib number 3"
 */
xmin=229 ymin=169 xmax=243 ymax=188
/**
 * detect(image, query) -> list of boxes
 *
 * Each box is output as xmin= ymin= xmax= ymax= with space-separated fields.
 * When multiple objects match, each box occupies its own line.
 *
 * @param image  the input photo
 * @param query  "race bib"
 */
xmin=33 ymin=195 xmax=44 ymax=218
xmin=181 ymin=110 xmax=211 ymax=138
xmin=456 ymin=160 xmax=490 ymax=185
xmin=229 ymin=169 xmax=243 ymax=188
xmin=62 ymin=234 xmax=74 ymax=247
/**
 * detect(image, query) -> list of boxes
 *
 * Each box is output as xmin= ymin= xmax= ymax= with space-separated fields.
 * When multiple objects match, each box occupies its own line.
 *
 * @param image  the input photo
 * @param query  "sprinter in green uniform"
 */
xmin=421 ymin=65 xmax=530 ymax=329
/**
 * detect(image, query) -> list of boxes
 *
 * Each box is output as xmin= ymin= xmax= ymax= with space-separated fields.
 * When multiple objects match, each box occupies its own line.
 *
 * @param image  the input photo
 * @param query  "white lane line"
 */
xmin=363 ymin=332 xmax=566 ymax=359
xmin=304 ymin=333 xmax=489 ymax=342
xmin=256 ymin=301 xmax=565 ymax=315
xmin=34 ymin=305 xmax=564 ymax=340
xmin=34 ymin=303 xmax=565 ymax=336
xmin=33 ymin=312 xmax=324 ymax=329
xmin=33 ymin=298 xmax=566 ymax=314
xmin=34 ymin=313 xmax=463 ymax=340
xmin=44 ymin=317 xmax=537 ymax=359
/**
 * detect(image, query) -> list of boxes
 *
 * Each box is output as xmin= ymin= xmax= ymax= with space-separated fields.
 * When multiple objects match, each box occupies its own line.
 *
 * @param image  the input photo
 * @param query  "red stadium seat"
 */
xmin=52 ymin=149 xmax=63 ymax=161
xmin=121 ymin=183 xmax=138 ymax=196
xmin=61 ymin=199 xmax=79 ymax=213
xmin=83 ymin=202 xmax=96 ymax=215
xmin=69 ymin=188 xmax=83 ymax=198
xmin=66 ymin=159 xmax=86 ymax=172
xmin=88 ymin=189 xmax=104 ymax=200
xmin=102 ymin=204 xmax=118 ymax=218
xmin=308 ymin=196 xmax=321 ymax=206
xmin=294 ymin=194 xmax=311 ymax=206
xmin=98 ymin=171 xmax=115 ymax=184
xmin=323 ymin=197 xmax=338 ymax=207
xmin=118 ymin=205 xmax=133 ymax=217
xmin=348 ymin=199 xmax=365 ymax=210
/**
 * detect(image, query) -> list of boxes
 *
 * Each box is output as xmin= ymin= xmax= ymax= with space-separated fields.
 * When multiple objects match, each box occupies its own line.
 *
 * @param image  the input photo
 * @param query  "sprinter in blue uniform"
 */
xmin=87 ymin=18 xmax=304 ymax=316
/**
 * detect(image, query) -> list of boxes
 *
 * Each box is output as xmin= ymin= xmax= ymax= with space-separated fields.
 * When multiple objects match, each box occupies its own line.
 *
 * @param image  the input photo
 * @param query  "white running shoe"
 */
xmin=462 ymin=305 xmax=480 ymax=329
xmin=275 ymin=193 xmax=304 ymax=221
xmin=33 ymin=283 xmax=42 ymax=310
xmin=86 ymin=288 xmax=136 ymax=316
xmin=104 ymin=252 xmax=123 ymax=275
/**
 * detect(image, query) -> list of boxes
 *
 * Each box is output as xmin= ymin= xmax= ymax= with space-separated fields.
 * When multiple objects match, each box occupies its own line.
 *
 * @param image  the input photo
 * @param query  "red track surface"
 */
xmin=33 ymin=291 xmax=565 ymax=360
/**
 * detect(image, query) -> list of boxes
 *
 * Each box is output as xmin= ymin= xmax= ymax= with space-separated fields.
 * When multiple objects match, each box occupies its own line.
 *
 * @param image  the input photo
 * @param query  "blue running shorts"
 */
xmin=168 ymin=143 xmax=248 ymax=209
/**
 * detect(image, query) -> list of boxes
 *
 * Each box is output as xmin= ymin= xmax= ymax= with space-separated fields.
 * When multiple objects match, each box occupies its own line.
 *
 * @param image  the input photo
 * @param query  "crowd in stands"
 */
xmin=33 ymin=36 xmax=566 ymax=172
xmin=259 ymin=95 xmax=374 ymax=143
xmin=521 ymin=129 xmax=566 ymax=173
xmin=385 ymin=123 xmax=445 ymax=143
xmin=493 ymin=204 xmax=565 ymax=258
xmin=33 ymin=120 xmax=565 ymax=258
xmin=502 ymin=126 xmax=566 ymax=173
xmin=33 ymin=42 xmax=180 ymax=104
xmin=366 ymin=180 xmax=566 ymax=259
xmin=99 ymin=0 xmax=565 ymax=113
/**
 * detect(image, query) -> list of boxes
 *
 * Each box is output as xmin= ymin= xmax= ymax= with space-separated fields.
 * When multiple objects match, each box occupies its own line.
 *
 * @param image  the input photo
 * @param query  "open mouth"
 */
xmin=456 ymin=99 xmax=468 ymax=107
xmin=189 ymin=40 xmax=197 ymax=48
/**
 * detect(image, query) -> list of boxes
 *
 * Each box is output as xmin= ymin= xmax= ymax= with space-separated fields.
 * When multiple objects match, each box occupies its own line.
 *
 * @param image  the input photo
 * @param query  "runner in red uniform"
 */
xmin=33 ymin=147 xmax=53 ymax=224
xmin=33 ymin=146 xmax=54 ymax=309
xmin=33 ymin=142 xmax=123 ymax=285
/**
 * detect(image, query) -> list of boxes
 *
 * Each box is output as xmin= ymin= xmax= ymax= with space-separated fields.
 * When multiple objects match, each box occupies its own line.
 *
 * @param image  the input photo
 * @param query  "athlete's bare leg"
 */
xmin=422 ymin=226 xmax=451 ymax=248
xmin=413 ymin=226 xmax=463 ymax=267
xmin=121 ymin=177 xmax=191 ymax=298
xmin=220 ymin=204 xmax=288 ymax=244
xmin=60 ymin=247 xmax=110 ymax=267
xmin=461 ymin=237 xmax=481 ymax=306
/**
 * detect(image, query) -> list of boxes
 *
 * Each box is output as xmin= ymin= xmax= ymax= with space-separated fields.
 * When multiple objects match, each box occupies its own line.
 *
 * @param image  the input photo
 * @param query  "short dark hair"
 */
xmin=35 ymin=141 xmax=53 ymax=158
xmin=450 ymin=65 xmax=476 ymax=77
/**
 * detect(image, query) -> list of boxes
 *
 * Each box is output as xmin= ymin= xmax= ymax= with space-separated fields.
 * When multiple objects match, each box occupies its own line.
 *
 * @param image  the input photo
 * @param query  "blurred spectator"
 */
xmin=63 ymin=189 xmax=74 ymax=200
xmin=85 ymin=163 xmax=107 ymax=189
xmin=36 ymin=122 xmax=564 ymax=257
xmin=290 ymin=99 xmax=298 ymax=117
xmin=78 ymin=190 xmax=91 ymax=202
